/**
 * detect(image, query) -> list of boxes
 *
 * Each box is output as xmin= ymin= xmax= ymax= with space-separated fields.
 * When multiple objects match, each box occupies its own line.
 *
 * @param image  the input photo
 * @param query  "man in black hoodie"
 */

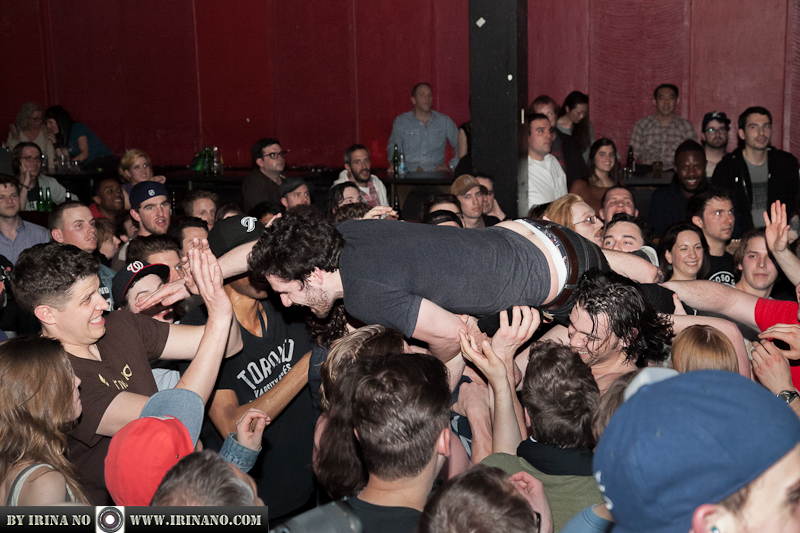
xmin=712 ymin=106 xmax=799 ymax=237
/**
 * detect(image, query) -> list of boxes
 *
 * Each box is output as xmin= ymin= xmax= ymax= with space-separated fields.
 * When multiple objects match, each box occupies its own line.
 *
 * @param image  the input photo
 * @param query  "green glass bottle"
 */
xmin=37 ymin=188 xmax=45 ymax=212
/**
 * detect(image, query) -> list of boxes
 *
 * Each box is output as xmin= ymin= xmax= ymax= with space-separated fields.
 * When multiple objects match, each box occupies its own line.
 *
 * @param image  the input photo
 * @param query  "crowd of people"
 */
xmin=1 ymin=84 xmax=800 ymax=533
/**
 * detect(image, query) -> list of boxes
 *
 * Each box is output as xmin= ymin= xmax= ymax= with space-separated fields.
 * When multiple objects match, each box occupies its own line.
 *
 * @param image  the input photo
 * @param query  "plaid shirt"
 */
xmin=630 ymin=113 xmax=697 ymax=166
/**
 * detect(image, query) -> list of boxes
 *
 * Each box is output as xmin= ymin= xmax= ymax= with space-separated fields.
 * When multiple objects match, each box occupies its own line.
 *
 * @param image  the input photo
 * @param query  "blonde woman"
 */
xmin=118 ymin=149 xmax=167 ymax=209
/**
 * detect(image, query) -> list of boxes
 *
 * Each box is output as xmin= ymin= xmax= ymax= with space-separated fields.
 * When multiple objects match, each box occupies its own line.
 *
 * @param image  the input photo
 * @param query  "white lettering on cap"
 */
xmin=127 ymin=261 xmax=145 ymax=273
xmin=148 ymin=189 xmax=155 ymax=196
xmin=241 ymin=216 xmax=257 ymax=232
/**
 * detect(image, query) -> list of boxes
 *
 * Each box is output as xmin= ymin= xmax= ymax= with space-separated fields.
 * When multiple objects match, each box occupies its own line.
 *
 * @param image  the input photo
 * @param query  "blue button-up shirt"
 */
xmin=0 ymin=218 xmax=50 ymax=264
xmin=387 ymin=110 xmax=459 ymax=171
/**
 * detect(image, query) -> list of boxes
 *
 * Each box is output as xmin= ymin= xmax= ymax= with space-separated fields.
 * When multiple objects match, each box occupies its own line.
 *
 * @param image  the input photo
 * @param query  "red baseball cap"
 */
xmin=105 ymin=416 xmax=194 ymax=505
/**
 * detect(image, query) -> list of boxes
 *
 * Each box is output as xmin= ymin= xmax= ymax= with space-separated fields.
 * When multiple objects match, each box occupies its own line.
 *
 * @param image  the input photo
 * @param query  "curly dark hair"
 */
xmin=248 ymin=206 xmax=344 ymax=283
xmin=521 ymin=341 xmax=599 ymax=449
xmin=576 ymin=269 xmax=672 ymax=366
xmin=332 ymin=202 xmax=370 ymax=223
xmin=12 ymin=244 xmax=100 ymax=314
xmin=305 ymin=303 xmax=349 ymax=346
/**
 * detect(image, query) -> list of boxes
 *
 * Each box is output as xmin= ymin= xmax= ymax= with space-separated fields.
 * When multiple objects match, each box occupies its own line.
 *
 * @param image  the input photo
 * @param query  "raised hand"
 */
xmin=491 ymin=306 xmax=540 ymax=363
xmin=189 ymin=246 xmax=231 ymax=319
xmin=508 ymin=471 xmax=554 ymax=533
xmin=764 ymin=200 xmax=789 ymax=254
xmin=751 ymin=340 xmax=794 ymax=394
xmin=459 ymin=330 xmax=509 ymax=389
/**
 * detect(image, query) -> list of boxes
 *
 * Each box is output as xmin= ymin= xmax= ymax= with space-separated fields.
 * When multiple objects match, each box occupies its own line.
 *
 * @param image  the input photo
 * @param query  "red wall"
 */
xmin=2 ymin=0 xmax=798 ymax=168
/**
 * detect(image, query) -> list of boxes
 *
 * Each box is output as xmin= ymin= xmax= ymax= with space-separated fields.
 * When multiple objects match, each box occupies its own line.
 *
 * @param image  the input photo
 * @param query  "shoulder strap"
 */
xmin=6 ymin=464 xmax=50 ymax=506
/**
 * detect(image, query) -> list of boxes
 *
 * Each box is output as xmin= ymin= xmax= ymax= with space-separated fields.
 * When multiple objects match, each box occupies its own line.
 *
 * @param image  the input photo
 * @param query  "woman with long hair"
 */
xmin=557 ymin=91 xmax=595 ymax=161
xmin=0 ymin=336 xmax=88 ymax=505
xmin=43 ymin=105 xmax=113 ymax=170
xmin=569 ymin=138 xmax=620 ymax=213
xmin=658 ymin=222 xmax=710 ymax=281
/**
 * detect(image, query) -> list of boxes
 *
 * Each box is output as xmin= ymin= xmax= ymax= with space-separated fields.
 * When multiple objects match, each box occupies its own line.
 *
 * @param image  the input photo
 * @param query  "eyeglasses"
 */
xmin=21 ymin=155 xmax=45 ymax=163
xmin=574 ymin=215 xmax=598 ymax=226
xmin=263 ymin=151 xmax=287 ymax=160
xmin=705 ymin=127 xmax=728 ymax=134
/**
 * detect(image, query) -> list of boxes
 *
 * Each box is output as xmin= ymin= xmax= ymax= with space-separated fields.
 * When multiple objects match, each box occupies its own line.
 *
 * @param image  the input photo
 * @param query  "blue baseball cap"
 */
xmin=594 ymin=370 xmax=800 ymax=533
xmin=130 ymin=180 xmax=169 ymax=210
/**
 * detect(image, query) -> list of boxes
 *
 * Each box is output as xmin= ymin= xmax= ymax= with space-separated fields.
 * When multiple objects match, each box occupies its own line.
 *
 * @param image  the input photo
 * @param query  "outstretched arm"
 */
xmin=602 ymin=248 xmax=661 ymax=284
xmin=663 ymin=280 xmax=759 ymax=330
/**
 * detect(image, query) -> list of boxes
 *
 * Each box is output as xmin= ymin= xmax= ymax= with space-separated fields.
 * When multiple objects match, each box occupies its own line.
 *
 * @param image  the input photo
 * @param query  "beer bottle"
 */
xmin=398 ymin=151 xmax=406 ymax=177
xmin=37 ymin=188 xmax=45 ymax=212
xmin=392 ymin=144 xmax=400 ymax=174
xmin=45 ymin=187 xmax=52 ymax=212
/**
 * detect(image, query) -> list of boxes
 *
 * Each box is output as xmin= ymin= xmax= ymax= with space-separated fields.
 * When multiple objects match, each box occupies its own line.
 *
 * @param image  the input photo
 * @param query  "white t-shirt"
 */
xmin=519 ymin=154 xmax=567 ymax=216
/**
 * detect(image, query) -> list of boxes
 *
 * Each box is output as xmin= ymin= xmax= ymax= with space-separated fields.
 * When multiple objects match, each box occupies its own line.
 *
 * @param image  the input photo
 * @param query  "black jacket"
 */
xmin=711 ymin=146 xmax=799 ymax=237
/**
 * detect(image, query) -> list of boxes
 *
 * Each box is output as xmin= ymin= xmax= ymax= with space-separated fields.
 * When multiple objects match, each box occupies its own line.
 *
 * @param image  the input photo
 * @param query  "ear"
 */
xmin=690 ymin=503 xmax=723 ymax=533
xmin=739 ymin=128 xmax=746 ymax=141
xmin=92 ymin=195 xmax=102 ymax=205
xmin=307 ymin=267 xmax=325 ymax=286
xmin=653 ymin=98 xmax=658 ymax=108
xmin=675 ymin=95 xmax=681 ymax=107
xmin=737 ymin=263 xmax=743 ymax=272
xmin=353 ymin=428 xmax=360 ymax=442
xmin=634 ymin=208 xmax=639 ymax=217
xmin=256 ymin=157 xmax=265 ymax=170
xmin=280 ymin=198 xmax=288 ymax=209
xmin=598 ymin=209 xmax=606 ymax=222
xmin=692 ymin=215 xmax=704 ymax=229
xmin=437 ymin=428 xmax=451 ymax=458
xmin=130 ymin=208 xmax=141 ymax=223
xmin=344 ymin=163 xmax=352 ymax=177
xmin=623 ymin=327 xmax=638 ymax=348
xmin=664 ymin=249 xmax=674 ymax=265
xmin=34 ymin=304 xmax=56 ymax=325
xmin=524 ymin=409 xmax=532 ymax=429
xmin=51 ymin=229 xmax=64 ymax=243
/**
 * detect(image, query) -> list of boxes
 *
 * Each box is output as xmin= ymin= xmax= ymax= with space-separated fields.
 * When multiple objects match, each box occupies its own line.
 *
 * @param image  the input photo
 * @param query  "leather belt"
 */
xmin=538 ymin=222 xmax=580 ymax=311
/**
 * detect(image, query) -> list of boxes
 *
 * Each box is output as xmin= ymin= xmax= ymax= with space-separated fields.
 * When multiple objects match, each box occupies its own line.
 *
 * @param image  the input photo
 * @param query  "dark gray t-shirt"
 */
xmin=746 ymin=158 xmax=769 ymax=227
xmin=337 ymin=220 xmax=551 ymax=337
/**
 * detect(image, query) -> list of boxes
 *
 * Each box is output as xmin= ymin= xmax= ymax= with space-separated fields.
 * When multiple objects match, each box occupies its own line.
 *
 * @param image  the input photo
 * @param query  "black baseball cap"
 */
xmin=702 ymin=111 xmax=731 ymax=130
xmin=207 ymin=215 xmax=265 ymax=258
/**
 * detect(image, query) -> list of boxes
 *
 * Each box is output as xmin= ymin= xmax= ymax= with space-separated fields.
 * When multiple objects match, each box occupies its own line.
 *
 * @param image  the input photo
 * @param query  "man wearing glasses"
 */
xmin=242 ymin=138 xmax=288 ymax=212
xmin=701 ymin=111 xmax=730 ymax=177
xmin=521 ymin=113 xmax=567 ymax=217
xmin=712 ymin=107 xmax=800 ymax=236
xmin=11 ymin=142 xmax=67 ymax=211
